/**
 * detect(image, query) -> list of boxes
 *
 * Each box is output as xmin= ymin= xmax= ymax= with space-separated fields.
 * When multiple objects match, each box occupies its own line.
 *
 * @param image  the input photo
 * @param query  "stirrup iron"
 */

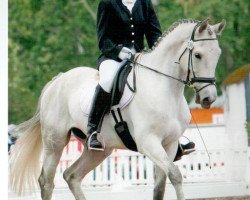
xmin=87 ymin=131 xmax=105 ymax=151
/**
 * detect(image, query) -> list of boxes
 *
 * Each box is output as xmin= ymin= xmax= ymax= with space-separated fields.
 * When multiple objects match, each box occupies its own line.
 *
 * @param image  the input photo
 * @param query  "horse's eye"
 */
xmin=195 ymin=53 xmax=201 ymax=59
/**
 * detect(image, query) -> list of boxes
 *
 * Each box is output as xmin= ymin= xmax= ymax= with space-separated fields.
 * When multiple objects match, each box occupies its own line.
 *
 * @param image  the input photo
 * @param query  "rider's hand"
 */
xmin=118 ymin=47 xmax=133 ymax=60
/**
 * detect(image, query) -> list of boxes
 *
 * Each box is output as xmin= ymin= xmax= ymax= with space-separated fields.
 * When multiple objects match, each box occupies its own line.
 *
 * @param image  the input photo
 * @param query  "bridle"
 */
xmin=129 ymin=22 xmax=218 ymax=93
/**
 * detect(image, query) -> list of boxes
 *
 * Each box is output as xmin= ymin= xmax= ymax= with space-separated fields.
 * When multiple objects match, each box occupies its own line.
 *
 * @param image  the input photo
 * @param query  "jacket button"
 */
xmin=132 ymin=40 xmax=135 ymax=43
xmin=131 ymin=25 xmax=134 ymax=28
xmin=132 ymin=32 xmax=135 ymax=35
xmin=130 ymin=17 xmax=133 ymax=20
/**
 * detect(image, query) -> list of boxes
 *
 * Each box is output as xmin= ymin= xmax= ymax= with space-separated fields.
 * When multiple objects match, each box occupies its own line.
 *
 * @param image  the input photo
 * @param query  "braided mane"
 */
xmin=143 ymin=19 xmax=201 ymax=53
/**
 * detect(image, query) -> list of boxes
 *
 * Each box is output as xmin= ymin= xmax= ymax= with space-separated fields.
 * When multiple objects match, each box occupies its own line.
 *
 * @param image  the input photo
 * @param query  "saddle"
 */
xmin=109 ymin=60 xmax=138 ymax=152
xmin=110 ymin=60 xmax=135 ymax=107
xmin=79 ymin=60 xmax=137 ymax=151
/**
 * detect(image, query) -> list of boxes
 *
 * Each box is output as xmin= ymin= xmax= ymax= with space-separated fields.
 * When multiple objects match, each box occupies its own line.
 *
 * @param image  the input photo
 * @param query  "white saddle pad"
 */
xmin=80 ymin=79 xmax=135 ymax=117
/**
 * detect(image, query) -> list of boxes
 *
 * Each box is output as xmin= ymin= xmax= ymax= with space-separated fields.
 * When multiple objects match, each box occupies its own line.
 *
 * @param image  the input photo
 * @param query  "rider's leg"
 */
xmin=87 ymin=59 xmax=125 ymax=151
xmin=99 ymin=59 xmax=126 ymax=92
xmin=87 ymin=85 xmax=110 ymax=150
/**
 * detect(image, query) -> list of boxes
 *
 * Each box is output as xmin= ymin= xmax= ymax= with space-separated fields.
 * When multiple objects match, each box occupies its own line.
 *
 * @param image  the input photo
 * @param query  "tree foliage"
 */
xmin=9 ymin=0 xmax=250 ymax=123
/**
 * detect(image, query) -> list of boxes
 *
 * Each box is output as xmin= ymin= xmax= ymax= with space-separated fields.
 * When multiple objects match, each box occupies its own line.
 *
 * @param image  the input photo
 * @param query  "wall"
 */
xmin=224 ymin=82 xmax=249 ymax=182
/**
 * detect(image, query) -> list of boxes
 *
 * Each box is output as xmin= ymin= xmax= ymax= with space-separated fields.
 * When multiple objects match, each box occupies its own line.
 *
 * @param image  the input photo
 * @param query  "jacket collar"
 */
xmin=132 ymin=0 xmax=141 ymax=14
xmin=115 ymin=0 xmax=141 ymax=17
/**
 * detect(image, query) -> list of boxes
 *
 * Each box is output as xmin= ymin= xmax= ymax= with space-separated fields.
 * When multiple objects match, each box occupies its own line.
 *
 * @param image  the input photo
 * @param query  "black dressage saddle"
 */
xmin=110 ymin=61 xmax=134 ymax=107
xmin=110 ymin=61 xmax=138 ymax=152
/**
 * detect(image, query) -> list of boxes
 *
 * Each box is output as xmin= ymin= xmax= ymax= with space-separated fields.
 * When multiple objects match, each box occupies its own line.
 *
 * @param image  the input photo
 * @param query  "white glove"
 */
xmin=118 ymin=47 xmax=133 ymax=60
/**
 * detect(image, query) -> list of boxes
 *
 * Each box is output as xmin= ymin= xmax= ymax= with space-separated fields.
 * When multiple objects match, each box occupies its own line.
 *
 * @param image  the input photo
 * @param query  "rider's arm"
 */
xmin=97 ymin=1 xmax=123 ymax=60
xmin=145 ymin=0 xmax=162 ymax=48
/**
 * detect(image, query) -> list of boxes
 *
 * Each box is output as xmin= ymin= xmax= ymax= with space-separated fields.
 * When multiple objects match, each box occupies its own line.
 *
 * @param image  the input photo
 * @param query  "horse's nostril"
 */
xmin=203 ymin=97 xmax=210 ymax=102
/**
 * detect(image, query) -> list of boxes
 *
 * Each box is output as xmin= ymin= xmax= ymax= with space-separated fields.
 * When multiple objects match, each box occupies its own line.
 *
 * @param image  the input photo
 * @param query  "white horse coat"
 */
xmin=10 ymin=19 xmax=226 ymax=200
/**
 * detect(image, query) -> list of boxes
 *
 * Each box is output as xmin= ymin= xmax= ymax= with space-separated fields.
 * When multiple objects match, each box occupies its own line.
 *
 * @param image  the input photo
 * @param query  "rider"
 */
xmin=87 ymin=0 xmax=195 ymax=159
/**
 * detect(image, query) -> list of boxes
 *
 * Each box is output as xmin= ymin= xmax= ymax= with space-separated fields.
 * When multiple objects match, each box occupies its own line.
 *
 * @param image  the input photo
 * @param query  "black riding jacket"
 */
xmin=97 ymin=0 xmax=162 ymax=63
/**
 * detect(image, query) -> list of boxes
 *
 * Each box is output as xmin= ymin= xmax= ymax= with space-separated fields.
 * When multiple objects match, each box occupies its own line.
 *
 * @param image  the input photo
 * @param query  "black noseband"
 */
xmin=191 ymin=77 xmax=216 ymax=84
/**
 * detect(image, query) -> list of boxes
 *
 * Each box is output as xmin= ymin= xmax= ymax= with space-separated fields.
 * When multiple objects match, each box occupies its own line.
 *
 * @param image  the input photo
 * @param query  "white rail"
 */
xmin=9 ymin=125 xmax=250 ymax=199
xmin=54 ymin=131 xmax=249 ymax=188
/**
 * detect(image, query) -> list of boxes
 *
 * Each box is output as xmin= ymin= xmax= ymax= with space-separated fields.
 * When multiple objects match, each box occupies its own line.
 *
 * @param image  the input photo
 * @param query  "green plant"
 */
xmin=246 ymin=121 xmax=250 ymax=137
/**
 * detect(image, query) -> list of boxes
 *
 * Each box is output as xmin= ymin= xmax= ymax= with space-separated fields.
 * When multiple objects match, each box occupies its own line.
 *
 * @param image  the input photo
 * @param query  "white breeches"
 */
xmin=99 ymin=59 xmax=126 ymax=93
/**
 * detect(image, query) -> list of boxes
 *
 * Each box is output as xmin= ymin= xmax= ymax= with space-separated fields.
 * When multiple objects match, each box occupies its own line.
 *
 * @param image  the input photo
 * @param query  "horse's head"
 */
xmin=179 ymin=18 xmax=226 ymax=109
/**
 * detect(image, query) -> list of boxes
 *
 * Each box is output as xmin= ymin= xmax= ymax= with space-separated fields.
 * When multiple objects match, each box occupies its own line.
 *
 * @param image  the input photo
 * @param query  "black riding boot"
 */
xmin=174 ymin=141 xmax=195 ymax=161
xmin=87 ymin=84 xmax=111 ymax=151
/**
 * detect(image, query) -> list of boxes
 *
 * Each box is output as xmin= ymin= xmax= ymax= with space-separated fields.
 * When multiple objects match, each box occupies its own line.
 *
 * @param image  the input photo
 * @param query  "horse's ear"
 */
xmin=198 ymin=18 xmax=210 ymax=33
xmin=212 ymin=19 xmax=226 ymax=36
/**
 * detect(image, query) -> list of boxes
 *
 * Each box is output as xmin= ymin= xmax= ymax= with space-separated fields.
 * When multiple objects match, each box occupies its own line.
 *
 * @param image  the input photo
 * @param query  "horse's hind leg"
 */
xmin=63 ymin=146 xmax=112 ymax=200
xmin=38 ymin=128 xmax=70 ymax=200
xmin=154 ymin=165 xmax=167 ymax=200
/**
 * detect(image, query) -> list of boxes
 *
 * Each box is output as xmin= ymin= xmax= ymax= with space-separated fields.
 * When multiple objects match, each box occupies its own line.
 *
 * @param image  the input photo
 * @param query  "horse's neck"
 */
xmin=137 ymin=24 xmax=193 ymax=104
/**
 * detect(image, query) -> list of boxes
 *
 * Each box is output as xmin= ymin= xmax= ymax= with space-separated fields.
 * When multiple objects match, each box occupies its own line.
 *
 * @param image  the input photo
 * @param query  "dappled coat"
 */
xmin=97 ymin=0 xmax=162 ymax=65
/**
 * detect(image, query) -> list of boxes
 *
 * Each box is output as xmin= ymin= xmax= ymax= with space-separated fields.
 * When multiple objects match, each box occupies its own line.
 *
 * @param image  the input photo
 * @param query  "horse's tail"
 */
xmin=9 ymin=72 xmax=63 ymax=195
xmin=9 ymin=111 xmax=41 ymax=195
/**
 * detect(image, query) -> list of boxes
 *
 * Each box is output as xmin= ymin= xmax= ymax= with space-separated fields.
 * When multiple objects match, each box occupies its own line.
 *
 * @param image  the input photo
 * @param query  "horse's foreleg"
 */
xmin=63 ymin=146 xmax=112 ymax=200
xmin=153 ymin=140 xmax=181 ymax=200
xmin=153 ymin=165 xmax=167 ymax=200
xmin=168 ymin=163 xmax=184 ymax=200
xmin=163 ymin=141 xmax=184 ymax=200
xmin=140 ymin=135 xmax=185 ymax=200
xmin=39 ymin=129 xmax=70 ymax=200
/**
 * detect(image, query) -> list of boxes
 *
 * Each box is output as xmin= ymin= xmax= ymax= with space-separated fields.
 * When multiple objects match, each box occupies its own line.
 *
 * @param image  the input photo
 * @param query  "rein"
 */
xmin=129 ymin=22 xmax=218 ymax=93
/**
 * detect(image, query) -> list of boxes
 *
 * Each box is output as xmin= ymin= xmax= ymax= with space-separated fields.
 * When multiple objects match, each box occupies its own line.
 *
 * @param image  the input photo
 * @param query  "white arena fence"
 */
xmin=54 ymin=124 xmax=250 ymax=196
xmin=56 ymin=144 xmax=154 ymax=188
xmin=9 ymin=124 xmax=250 ymax=199
xmin=56 ymin=126 xmax=250 ymax=187
xmin=56 ymin=141 xmax=228 ymax=188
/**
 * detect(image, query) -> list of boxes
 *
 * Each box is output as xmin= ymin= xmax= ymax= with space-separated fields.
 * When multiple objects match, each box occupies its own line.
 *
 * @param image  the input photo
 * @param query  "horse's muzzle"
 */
xmin=195 ymin=94 xmax=215 ymax=109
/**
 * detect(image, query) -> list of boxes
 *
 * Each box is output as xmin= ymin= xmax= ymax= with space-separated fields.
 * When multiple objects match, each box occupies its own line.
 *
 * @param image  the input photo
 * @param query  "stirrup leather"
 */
xmin=87 ymin=131 xmax=105 ymax=151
